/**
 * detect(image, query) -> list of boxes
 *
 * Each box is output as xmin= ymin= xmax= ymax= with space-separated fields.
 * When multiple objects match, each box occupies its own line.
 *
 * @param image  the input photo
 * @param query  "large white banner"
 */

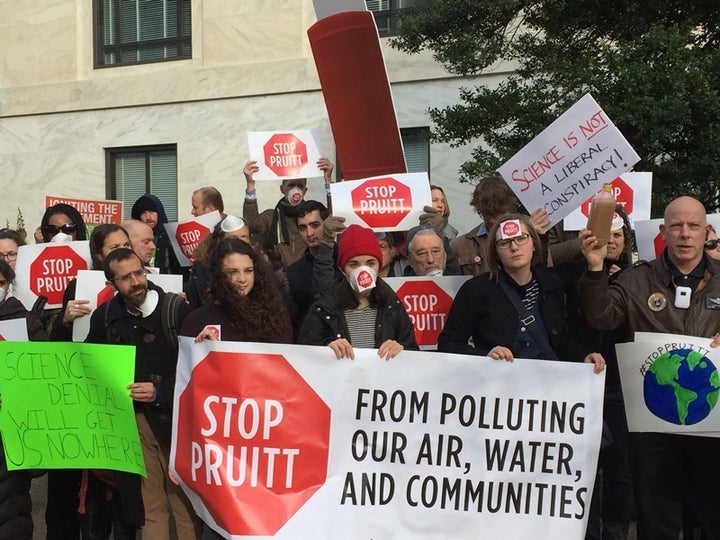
xmin=171 ymin=340 xmax=604 ymax=539
xmin=616 ymin=333 xmax=720 ymax=435
xmin=330 ymin=172 xmax=431 ymax=232
xmin=498 ymin=94 xmax=640 ymax=229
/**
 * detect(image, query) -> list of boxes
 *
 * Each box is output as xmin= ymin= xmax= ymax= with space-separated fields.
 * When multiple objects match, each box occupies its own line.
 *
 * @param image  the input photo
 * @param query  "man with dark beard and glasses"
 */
xmin=85 ymin=248 xmax=199 ymax=539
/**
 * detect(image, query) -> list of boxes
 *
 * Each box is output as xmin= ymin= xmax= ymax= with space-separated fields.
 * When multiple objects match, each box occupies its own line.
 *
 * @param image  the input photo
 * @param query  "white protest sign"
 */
xmin=164 ymin=211 xmax=221 ymax=267
xmin=385 ymin=276 xmax=470 ymax=350
xmin=0 ymin=319 xmax=29 ymax=341
xmin=498 ymin=94 xmax=640 ymax=229
xmin=72 ymin=270 xmax=184 ymax=342
xmin=633 ymin=218 xmax=664 ymax=261
xmin=247 ymin=130 xmax=324 ymax=181
xmin=330 ymin=172 xmax=431 ymax=232
xmin=563 ymin=172 xmax=652 ymax=231
xmin=14 ymin=242 xmax=92 ymax=310
xmin=172 ymin=339 xmax=604 ymax=539
xmin=616 ymin=333 xmax=720 ymax=435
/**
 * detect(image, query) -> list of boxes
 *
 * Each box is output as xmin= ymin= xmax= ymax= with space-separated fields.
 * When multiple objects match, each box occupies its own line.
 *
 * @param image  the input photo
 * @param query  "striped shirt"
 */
xmin=344 ymin=305 xmax=378 ymax=348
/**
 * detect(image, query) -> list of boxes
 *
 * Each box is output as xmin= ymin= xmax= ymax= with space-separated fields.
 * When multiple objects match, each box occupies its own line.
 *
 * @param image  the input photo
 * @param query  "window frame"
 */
xmin=105 ymin=144 xmax=179 ymax=221
xmin=93 ymin=0 xmax=192 ymax=68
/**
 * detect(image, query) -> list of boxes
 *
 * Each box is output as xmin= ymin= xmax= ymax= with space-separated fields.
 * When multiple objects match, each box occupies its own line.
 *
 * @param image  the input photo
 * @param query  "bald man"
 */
xmin=122 ymin=219 xmax=157 ymax=266
xmin=578 ymin=196 xmax=720 ymax=539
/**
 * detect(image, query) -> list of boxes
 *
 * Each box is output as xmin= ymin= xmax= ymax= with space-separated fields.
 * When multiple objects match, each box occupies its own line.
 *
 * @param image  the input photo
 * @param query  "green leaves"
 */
xmin=392 ymin=0 xmax=720 ymax=212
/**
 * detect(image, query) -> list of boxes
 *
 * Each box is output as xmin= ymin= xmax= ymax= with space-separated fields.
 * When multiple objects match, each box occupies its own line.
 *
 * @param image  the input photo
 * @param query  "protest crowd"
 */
xmin=0 ymin=150 xmax=719 ymax=540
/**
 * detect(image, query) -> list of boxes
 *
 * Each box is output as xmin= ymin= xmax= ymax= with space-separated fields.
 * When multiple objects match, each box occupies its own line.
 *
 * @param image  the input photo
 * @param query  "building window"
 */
xmin=401 ymin=128 xmax=430 ymax=176
xmin=95 ymin=0 xmax=191 ymax=67
xmin=106 ymin=145 xmax=178 ymax=221
xmin=366 ymin=0 xmax=429 ymax=38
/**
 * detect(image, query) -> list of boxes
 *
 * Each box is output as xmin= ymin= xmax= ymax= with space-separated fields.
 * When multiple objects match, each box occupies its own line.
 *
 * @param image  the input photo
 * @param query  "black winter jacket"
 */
xmin=298 ymin=280 xmax=418 ymax=351
xmin=438 ymin=267 xmax=588 ymax=362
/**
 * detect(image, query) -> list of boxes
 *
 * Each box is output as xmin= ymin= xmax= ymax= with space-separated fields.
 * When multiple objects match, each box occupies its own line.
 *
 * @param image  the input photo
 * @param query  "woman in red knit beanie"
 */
xmin=298 ymin=224 xmax=417 ymax=359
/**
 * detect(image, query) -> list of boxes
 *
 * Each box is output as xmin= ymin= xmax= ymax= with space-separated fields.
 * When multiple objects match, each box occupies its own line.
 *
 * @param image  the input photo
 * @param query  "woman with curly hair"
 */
xmin=180 ymin=237 xmax=293 ymax=343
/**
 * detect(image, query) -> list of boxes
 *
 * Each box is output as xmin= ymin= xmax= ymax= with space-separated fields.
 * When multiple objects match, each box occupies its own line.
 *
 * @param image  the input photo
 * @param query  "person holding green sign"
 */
xmin=0 ymin=257 xmax=46 ymax=539
xmin=85 ymin=248 xmax=199 ymax=540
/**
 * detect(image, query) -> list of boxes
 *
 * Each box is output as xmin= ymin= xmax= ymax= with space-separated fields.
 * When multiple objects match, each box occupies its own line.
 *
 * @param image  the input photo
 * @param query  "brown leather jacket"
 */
xmin=451 ymin=223 xmax=492 ymax=276
xmin=579 ymin=253 xmax=720 ymax=338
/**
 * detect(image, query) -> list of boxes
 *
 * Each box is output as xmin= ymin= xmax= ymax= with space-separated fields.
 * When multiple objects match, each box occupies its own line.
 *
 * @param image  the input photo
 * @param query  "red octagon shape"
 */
xmin=96 ymin=285 xmax=116 ymax=308
xmin=580 ymin=177 xmax=634 ymax=218
xmin=350 ymin=177 xmax=412 ymax=229
xmin=396 ymin=280 xmax=454 ymax=348
xmin=654 ymin=232 xmax=666 ymax=258
xmin=263 ymin=133 xmax=308 ymax=178
xmin=29 ymin=245 xmax=88 ymax=306
xmin=175 ymin=352 xmax=330 ymax=536
xmin=175 ymin=222 xmax=211 ymax=262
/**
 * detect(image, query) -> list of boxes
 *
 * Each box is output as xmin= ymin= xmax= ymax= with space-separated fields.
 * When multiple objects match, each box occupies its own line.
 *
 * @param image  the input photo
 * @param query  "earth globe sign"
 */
xmin=643 ymin=348 xmax=720 ymax=425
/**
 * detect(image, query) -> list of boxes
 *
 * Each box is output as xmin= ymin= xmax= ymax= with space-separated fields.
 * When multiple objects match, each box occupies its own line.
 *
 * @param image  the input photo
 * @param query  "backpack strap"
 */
xmin=497 ymin=274 xmax=559 ymax=361
xmin=161 ymin=293 xmax=182 ymax=355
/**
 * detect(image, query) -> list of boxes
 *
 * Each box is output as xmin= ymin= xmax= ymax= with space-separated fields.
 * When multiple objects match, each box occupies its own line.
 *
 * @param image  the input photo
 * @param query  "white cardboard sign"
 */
xmin=0 ymin=319 xmax=29 ymax=341
xmin=247 ymin=130 xmax=324 ymax=180
xmin=72 ymin=270 xmax=184 ymax=342
xmin=498 ymin=94 xmax=640 ymax=229
xmin=330 ymin=172 xmax=432 ymax=232
xmin=164 ymin=211 xmax=221 ymax=267
xmin=616 ymin=333 xmax=720 ymax=436
xmin=14 ymin=242 xmax=92 ymax=310
xmin=384 ymin=276 xmax=471 ymax=350
xmin=562 ymin=172 xmax=652 ymax=230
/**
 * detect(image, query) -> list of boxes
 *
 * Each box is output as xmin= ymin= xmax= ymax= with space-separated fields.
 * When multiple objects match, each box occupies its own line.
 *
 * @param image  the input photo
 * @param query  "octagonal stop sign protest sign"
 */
xmin=173 ymin=347 xmax=331 ymax=537
xmin=164 ymin=211 xmax=221 ymax=267
xmin=579 ymin=176 xmax=634 ymax=218
xmin=330 ymin=172 xmax=431 ymax=232
xmin=263 ymin=133 xmax=308 ymax=177
xmin=14 ymin=242 xmax=92 ymax=310
xmin=385 ymin=276 xmax=471 ymax=350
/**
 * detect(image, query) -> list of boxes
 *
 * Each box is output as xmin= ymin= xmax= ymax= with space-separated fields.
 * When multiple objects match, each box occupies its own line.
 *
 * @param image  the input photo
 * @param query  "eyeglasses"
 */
xmin=496 ymin=233 xmax=531 ymax=249
xmin=705 ymin=239 xmax=719 ymax=250
xmin=112 ymin=269 xmax=147 ymax=284
xmin=0 ymin=251 xmax=18 ymax=261
xmin=43 ymin=223 xmax=77 ymax=236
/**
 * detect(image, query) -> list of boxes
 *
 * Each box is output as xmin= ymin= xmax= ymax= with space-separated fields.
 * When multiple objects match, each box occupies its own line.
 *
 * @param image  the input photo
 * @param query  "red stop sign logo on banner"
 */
xmin=175 ymin=222 xmax=211 ymax=262
xmin=175 ymin=352 xmax=330 ymax=536
xmin=29 ymin=246 xmax=88 ymax=305
xmin=397 ymin=281 xmax=453 ymax=348
xmin=350 ymin=178 xmax=412 ymax=229
xmin=581 ymin=177 xmax=634 ymax=218
xmin=263 ymin=133 xmax=308 ymax=177
xmin=96 ymin=285 xmax=115 ymax=308
xmin=654 ymin=232 xmax=666 ymax=257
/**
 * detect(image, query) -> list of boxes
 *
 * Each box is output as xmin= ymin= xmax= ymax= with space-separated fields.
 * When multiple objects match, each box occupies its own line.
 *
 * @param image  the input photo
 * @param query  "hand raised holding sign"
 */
xmin=62 ymin=299 xmax=92 ymax=326
xmin=529 ymin=208 xmax=551 ymax=234
xmin=243 ymin=160 xmax=260 ymax=190
xmin=579 ymin=228 xmax=608 ymax=271
xmin=317 ymin=157 xmax=335 ymax=185
xmin=321 ymin=215 xmax=347 ymax=248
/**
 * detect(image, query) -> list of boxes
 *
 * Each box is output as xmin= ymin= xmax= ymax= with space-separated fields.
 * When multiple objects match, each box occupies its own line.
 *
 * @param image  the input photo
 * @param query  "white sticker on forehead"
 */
xmin=499 ymin=219 xmax=522 ymax=240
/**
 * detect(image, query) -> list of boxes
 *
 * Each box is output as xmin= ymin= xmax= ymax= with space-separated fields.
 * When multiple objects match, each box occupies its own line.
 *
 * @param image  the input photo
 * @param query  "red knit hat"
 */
xmin=337 ymin=224 xmax=383 ymax=269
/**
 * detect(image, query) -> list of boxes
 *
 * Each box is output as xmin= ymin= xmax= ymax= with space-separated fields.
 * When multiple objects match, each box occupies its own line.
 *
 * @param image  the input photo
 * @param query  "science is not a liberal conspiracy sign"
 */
xmin=498 ymin=93 xmax=640 ymax=229
xmin=172 ymin=340 xmax=604 ymax=539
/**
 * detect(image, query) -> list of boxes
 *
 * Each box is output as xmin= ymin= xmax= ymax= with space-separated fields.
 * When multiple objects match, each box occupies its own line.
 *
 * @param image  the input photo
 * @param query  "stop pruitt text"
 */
xmin=191 ymin=396 xmax=300 ymax=489
xmin=36 ymin=258 xmax=78 ymax=294
xmin=357 ymin=184 xmax=407 ymax=215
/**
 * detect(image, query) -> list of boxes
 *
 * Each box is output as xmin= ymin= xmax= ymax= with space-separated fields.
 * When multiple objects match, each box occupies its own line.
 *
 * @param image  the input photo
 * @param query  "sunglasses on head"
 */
xmin=705 ymin=239 xmax=719 ymax=250
xmin=44 ymin=223 xmax=77 ymax=235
